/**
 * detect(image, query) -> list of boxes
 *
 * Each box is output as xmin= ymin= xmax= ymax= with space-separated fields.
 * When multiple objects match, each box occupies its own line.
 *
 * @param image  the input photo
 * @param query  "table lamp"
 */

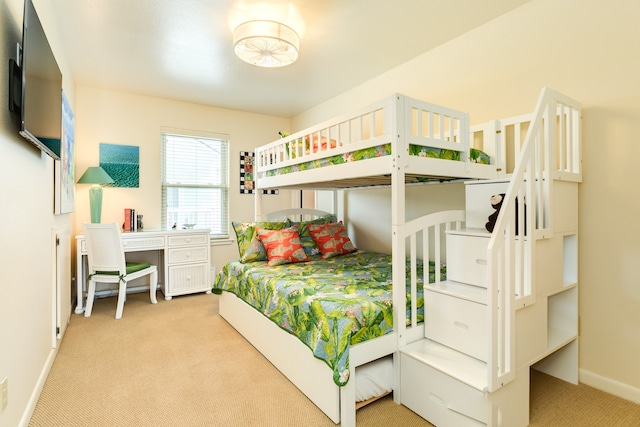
xmin=77 ymin=166 xmax=114 ymax=223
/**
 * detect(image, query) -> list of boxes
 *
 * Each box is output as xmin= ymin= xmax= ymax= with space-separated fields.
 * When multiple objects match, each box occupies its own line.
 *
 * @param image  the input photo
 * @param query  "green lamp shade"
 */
xmin=77 ymin=166 xmax=115 ymax=185
xmin=78 ymin=167 xmax=114 ymax=223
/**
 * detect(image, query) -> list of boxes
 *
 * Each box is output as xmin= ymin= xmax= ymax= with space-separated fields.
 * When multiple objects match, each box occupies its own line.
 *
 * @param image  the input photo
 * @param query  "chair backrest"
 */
xmin=82 ymin=223 xmax=127 ymax=275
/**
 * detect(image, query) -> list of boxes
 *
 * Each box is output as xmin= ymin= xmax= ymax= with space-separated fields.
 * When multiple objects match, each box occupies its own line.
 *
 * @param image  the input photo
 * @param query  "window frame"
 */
xmin=160 ymin=129 xmax=230 ymax=239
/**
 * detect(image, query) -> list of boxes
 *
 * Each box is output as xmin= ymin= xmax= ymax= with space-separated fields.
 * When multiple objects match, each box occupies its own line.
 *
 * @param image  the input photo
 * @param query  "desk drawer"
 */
xmin=168 ymin=233 xmax=209 ymax=247
xmin=121 ymin=236 xmax=166 ymax=251
xmin=167 ymin=263 xmax=210 ymax=295
xmin=80 ymin=236 xmax=166 ymax=254
xmin=167 ymin=246 xmax=209 ymax=264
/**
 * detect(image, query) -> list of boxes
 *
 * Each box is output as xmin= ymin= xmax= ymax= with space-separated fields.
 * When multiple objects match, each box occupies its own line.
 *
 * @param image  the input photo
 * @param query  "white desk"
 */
xmin=75 ymin=228 xmax=211 ymax=314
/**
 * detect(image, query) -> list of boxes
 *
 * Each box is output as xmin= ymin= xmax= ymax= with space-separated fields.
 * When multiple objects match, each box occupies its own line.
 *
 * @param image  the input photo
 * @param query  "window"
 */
xmin=161 ymin=131 xmax=229 ymax=238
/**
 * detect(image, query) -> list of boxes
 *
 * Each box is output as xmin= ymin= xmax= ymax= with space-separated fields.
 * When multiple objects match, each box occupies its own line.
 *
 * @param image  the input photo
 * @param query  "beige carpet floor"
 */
xmin=29 ymin=292 xmax=640 ymax=426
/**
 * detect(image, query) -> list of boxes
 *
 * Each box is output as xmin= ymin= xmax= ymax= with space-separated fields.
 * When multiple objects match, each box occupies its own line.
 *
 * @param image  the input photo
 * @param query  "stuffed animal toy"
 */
xmin=485 ymin=193 xmax=526 ymax=234
xmin=485 ymin=193 xmax=505 ymax=233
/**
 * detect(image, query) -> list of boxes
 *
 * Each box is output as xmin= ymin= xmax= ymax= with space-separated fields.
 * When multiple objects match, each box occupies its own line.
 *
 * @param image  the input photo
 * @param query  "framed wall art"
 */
xmin=99 ymin=143 xmax=140 ymax=188
xmin=54 ymin=91 xmax=75 ymax=214
xmin=240 ymin=151 xmax=278 ymax=195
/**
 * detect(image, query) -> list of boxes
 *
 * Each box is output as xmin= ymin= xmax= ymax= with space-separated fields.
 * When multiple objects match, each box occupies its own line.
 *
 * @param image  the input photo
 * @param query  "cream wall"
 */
xmin=74 ymin=86 xmax=294 ymax=271
xmin=0 ymin=1 xmax=74 ymax=426
xmin=342 ymin=183 xmax=466 ymax=253
xmin=293 ymin=0 xmax=640 ymax=403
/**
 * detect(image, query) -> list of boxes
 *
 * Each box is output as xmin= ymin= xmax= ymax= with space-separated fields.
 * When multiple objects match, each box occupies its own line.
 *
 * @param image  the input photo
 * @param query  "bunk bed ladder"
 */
xmin=399 ymin=88 xmax=580 ymax=427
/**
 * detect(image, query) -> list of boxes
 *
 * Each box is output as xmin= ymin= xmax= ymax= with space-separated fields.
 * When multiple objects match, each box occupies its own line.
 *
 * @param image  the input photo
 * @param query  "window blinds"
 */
xmin=161 ymin=132 xmax=229 ymax=238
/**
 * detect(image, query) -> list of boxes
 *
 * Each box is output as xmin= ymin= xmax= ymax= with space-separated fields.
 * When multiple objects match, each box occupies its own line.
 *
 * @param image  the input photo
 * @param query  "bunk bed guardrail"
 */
xmin=257 ymin=96 xmax=394 ymax=173
xmin=399 ymin=209 xmax=467 ymax=334
xmin=255 ymin=94 xmax=483 ymax=189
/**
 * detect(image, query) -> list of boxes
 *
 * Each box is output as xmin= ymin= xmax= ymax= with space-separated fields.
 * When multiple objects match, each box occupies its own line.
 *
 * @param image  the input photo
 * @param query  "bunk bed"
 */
xmin=213 ymin=89 xmax=582 ymax=426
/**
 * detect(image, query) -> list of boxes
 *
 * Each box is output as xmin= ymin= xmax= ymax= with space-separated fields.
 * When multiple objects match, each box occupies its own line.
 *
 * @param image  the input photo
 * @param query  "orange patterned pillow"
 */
xmin=308 ymin=222 xmax=357 ymax=259
xmin=257 ymin=226 xmax=310 ymax=266
xmin=307 ymin=134 xmax=339 ymax=153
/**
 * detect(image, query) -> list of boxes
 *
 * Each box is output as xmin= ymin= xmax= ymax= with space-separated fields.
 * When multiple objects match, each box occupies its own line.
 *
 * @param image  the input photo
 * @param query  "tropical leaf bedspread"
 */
xmin=266 ymin=143 xmax=490 ymax=177
xmin=212 ymin=250 xmax=445 ymax=386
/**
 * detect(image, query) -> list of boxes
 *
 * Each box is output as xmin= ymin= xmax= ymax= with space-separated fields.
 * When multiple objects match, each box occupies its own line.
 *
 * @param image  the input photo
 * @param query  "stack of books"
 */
xmin=123 ymin=208 xmax=137 ymax=232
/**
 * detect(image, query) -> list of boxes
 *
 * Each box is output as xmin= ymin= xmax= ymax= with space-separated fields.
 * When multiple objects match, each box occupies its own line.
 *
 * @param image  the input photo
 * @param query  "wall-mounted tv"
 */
xmin=8 ymin=0 xmax=62 ymax=160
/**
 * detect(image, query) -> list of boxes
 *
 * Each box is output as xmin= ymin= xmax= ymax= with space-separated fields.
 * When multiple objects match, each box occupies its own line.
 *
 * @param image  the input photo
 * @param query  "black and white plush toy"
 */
xmin=485 ymin=193 xmax=505 ymax=233
xmin=485 ymin=193 xmax=527 ymax=234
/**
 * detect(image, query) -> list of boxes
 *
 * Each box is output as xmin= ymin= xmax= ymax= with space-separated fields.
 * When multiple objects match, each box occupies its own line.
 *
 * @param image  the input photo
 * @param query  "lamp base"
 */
xmin=88 ymin=184 xmax=103 ymax=223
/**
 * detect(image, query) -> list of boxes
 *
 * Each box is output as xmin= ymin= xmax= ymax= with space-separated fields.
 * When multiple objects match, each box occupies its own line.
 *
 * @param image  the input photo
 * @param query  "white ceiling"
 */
xmin=54 ymin=0 xmax=531 ymax=117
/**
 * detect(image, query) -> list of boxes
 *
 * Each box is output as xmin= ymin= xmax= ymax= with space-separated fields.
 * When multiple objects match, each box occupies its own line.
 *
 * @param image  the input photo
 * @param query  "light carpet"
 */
xmin=29 ymin=292 xmax=640 ymax=426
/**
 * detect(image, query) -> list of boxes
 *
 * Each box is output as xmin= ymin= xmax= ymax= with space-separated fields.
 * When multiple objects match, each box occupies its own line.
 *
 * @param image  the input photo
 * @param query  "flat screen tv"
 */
xmin=8 ymin=0 xmax=62 ymax=160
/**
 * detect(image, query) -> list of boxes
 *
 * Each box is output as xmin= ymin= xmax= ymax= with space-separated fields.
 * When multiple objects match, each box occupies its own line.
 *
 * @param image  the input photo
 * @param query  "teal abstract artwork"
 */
xmin=99 ymin=143 xmax=140 ymax=188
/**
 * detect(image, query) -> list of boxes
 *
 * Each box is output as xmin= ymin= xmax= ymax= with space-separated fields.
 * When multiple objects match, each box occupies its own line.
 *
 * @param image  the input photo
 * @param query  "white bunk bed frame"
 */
xmin=218 ymin=88 xmax=581 ymax=426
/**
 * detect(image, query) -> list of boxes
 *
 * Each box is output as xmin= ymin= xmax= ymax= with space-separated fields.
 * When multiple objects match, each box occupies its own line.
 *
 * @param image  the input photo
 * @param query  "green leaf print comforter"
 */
xmin=266 ymin=143 xmax=490 ymax=178
xmin=213 ymin=250 xmax=445 ymax=386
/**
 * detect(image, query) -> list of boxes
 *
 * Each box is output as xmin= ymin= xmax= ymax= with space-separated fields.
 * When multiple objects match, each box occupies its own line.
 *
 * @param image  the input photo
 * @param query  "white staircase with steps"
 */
xmin=398 ymin=88 xmax=581 ymax=426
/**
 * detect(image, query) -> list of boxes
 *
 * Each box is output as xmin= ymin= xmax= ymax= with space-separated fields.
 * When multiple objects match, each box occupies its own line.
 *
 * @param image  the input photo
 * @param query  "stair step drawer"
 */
xmin=446 ymin=233 xmax=489 ymax=287
xmin=425 ymin=290 xmax=488 ymax=362
xmin=401 ymin=352 xmax=487 ymax=426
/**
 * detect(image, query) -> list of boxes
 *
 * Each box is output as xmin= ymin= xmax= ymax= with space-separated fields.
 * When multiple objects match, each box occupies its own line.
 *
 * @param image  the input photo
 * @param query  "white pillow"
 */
xmin=355 ymin=356 xmax=393 ymax=402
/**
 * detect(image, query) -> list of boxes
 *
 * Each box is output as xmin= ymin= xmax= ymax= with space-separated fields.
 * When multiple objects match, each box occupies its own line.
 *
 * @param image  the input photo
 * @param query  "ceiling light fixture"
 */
xmin=233 ymin=20 xmax=299 ymax=68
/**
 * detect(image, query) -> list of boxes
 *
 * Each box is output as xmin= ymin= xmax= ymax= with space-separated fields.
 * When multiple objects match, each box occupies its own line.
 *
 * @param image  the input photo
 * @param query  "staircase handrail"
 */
xmin=485 ymin=87 xmax=581 ymax=392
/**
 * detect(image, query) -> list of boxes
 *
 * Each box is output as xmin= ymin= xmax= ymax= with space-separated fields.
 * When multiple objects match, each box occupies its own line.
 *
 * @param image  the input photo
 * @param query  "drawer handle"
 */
xmin=454 ymin=321 xmax=469 ymax=330
xmin=428 ymin=393 xmax=445 ymax=406
xmin=475 ymin=258 xmax=487 ymax=266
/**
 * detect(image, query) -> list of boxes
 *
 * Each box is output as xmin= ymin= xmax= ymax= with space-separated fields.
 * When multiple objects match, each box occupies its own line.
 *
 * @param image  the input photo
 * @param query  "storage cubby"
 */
xmin=526 ymin=272 xmax=579 ymax=384
xmin=563 ymin=234 xmax=578 ymax=286
xmin=534 ymin=285 xmax=579 ymax=385
xmin=463 ymin=179 xmax=510 ymax=229
xmin=547 ymin=286 xmax=578 ymax=352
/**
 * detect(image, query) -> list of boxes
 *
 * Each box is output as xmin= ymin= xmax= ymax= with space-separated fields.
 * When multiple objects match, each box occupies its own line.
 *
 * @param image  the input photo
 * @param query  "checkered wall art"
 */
xmin=240 ymin=151 xmax=278 ymax=195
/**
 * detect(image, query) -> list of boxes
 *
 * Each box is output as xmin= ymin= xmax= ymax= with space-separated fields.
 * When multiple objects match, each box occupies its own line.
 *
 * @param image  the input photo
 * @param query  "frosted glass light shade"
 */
xmin=233 ymin=20 xmax=299 ymax=68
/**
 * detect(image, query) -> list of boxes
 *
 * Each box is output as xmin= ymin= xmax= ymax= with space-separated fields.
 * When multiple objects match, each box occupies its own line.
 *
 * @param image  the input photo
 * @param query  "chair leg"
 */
xmin=150 ymin=270 xmax=158 ymax=305
xmin=84 ymin=280 xmax=96 ymax=317
xmin=115 ymin=280 xmax=127 ymax=319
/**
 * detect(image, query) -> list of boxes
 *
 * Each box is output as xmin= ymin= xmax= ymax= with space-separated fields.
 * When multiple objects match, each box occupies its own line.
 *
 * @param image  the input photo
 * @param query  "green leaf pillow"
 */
xmin=232 ymin=220 xmax=290 ymax=263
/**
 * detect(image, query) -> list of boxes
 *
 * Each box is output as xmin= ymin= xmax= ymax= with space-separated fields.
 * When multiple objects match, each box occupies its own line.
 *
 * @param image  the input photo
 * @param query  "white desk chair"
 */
xmin=82 ymin=223 xmax=158 ymax=319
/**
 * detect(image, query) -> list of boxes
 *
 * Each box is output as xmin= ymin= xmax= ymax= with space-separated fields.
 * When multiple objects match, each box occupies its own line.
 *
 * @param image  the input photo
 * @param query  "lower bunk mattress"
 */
xmin=213 ymin=250 xmax=444 ymax=387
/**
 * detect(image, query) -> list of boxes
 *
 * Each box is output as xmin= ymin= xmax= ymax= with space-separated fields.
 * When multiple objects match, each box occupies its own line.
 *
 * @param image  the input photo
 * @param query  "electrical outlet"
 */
xmin=0 ymin=376 xmax=7 ymax=413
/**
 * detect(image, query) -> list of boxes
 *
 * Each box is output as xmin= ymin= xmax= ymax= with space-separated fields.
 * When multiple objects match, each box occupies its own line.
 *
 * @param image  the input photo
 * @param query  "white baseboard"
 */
xmin=579 ymin=368 xmax=640 ymax=404
xmin=18 ymin=346 xmax=59 ymax=427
